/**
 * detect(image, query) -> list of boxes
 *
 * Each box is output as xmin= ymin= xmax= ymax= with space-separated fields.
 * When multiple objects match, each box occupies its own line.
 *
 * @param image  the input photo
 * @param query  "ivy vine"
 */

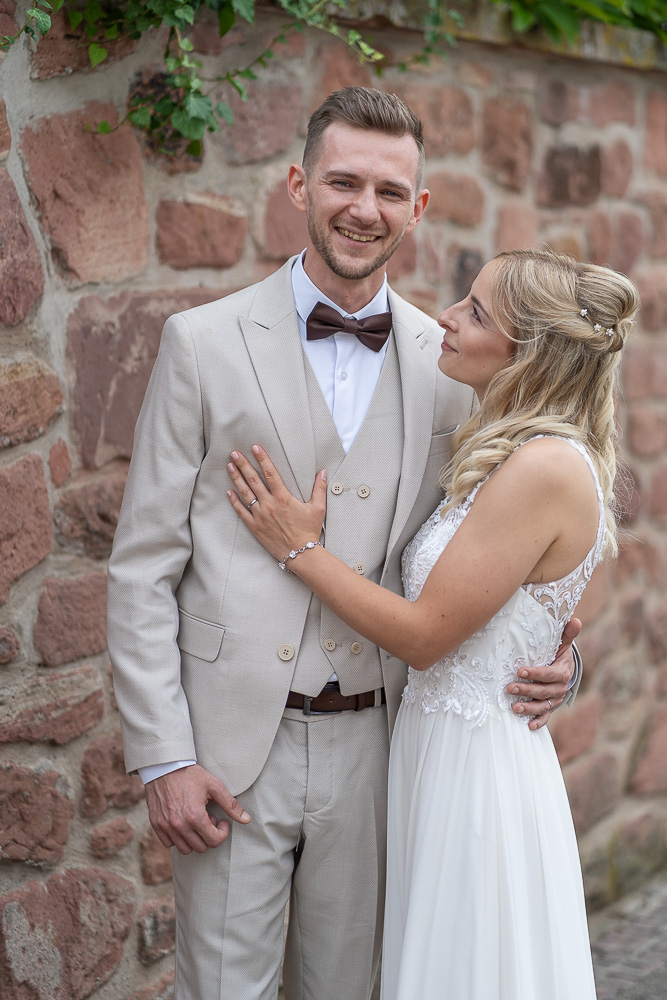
xmin=1 ymin=0 xmax=665 ymax=155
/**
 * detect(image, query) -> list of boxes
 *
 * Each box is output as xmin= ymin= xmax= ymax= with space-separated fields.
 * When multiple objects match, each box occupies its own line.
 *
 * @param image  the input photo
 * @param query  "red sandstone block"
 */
xmin=563 ymin=751 xmax=621 ymax=834
xmin=157 ymin=194 xmax=247 ymax=269
xmin=0 ymin=868 xmax=135 ymax=999
xmin=0 ymin=455 xmax=52 ymax=605
xmin=21 ymin=102 xmax=149 ymax=285
xmin=646 ymin=601 xmax=667 ymax=662
xmin=537 ymin=145 xmax=602 ymax=208
xmin=91 ymin=816 xmax=135 ymax=858
xmin=633 ymin=267 xmax=667 ymax=333
xmin=0 ymin=665 xmax=104 ymax=744
xmin=80 ymin=730 xmax=143 ymax=819
xmin=0 ymin=99 xmax=10 ymax=160
xmin=601 ymin=139 xmax=633 ymax=199
xmin=0 ymin=629 xmax=19 ymax=664
xmin=627 ymin=405 xmax=667 ymax=458
xmin=310 ymin=41 xmax=373 ymax=117
xmin=538 ymin=79 xmax=580 ymax=125
xmin=495 ymin=203 xmax=538 ymax=251
xmin=426 ymin=171 xmax=484 ymax=227
xmin=640 ymin=191 xmax=667 ymax=258
xmin=622 ymin=342 xmax=667 ymax=399
xmin=49 ymin=438 xmax=72 ymax=487
xmin=588 ymin=208 xmax=644 ymax=275
xmin=33 ymin=573 xmax=107 ymax=667
xmin=140 ymin=826 xmax=173 ymax=886
xmin=550 ymin=694 xmax=601 ymax=766
xmin=260 ymin=177 xmax=309 ymax=261
xmin=645 ymin=90 xmax=667 ymax=177
xmin=138 ymin=897 xmax=176 ymax=964
xmin=217 ymin=77 xmax=303 ymax=165
xmin=0 ymin=356 xmax=63 ymax=448
xmin=67 ymin=290 xmax=219 ymax=469
xmin=630 ymin=704 xmax=667 ymax=794
xmin=0 ymin=172 xmax=44 ymax=326
xmin=30 ymin=9 xmax=137 ymax=79
xmin=128 ymin=970 xmax=175 ymax=1000
xmin=386 ymin=231 xmax=417 ymax=282
xmin=482 ymin=98 xmax=532 ymax=192
xmin=589 ymin=81 xmax=636 ymax=127
xmin=0 ymin=1 xmax=17 ymax=43
xmin=0 ymin=762 xmax=74 ymax=864
xmin=53 ymin=472 xmax=127 ymax=559
xmin=397 ymin=84 xmax=474 ymax=158
xmin=612 ymin=810 xmax=667 ymax=895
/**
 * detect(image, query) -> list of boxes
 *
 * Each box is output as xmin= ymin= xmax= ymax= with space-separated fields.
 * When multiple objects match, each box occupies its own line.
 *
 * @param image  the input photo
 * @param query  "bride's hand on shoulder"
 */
xmin=227 ymin=446 xmax=327 ymax=562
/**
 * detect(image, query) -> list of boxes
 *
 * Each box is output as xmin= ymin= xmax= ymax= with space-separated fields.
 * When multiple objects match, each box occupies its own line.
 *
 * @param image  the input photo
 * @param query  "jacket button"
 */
xmin=324 ymin=638 xmax=336 ymax=652
xmin=331 ymin=482 xmax=344 ymax=495
xmin=278 ymin=644 xmax=295 ymax=661
xmin=357 ymin=485 xmax=370 ymax=498
xmin=353 ymin=562 xmax=365 ymax=575
xmin=350 ymin=642 xmax=363 ymax=655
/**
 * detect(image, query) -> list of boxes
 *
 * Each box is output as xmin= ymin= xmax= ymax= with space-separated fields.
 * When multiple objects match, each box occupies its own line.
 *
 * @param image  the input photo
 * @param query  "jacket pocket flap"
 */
xmin=177 ymin=610 xmax=225 ymax=663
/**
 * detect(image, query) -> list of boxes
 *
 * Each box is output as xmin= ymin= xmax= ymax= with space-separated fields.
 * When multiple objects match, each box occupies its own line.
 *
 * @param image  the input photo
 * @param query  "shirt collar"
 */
xmin=291 ymin=250 xmax=390 ymax=325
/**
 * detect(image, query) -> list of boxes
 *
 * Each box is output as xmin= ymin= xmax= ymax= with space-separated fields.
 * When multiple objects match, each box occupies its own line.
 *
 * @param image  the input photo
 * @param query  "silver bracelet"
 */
xmin=278 ymin=541 xmax=322 ymax=571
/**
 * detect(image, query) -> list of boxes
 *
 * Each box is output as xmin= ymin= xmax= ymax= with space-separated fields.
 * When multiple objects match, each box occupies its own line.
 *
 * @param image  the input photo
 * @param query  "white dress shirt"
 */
xmin=139 ymin=253 xmax=391 ymax=784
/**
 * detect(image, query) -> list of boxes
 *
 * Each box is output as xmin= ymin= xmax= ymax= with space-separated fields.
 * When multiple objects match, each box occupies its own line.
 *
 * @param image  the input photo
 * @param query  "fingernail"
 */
xmin=512 ymin=686 xmax=520 ymax=694
xmin=516 ymin=704 xmax=525 ymax=714
xmin=231 ymin=452 xmax=240 ymax=461
xmin=251 ymin=445 xmax=260 ymax=454
xmin=241 ymin=810 xmax=251 ymax=822
xmin=227 ymin=463 xmax=235 ymax=472
xmin=519 ymin=670 xmax=529 ymax=678
xmin=226 ymin=490 xmax=232 ymax=498
xmin=321 ymin=469 xmax=328 ymax=480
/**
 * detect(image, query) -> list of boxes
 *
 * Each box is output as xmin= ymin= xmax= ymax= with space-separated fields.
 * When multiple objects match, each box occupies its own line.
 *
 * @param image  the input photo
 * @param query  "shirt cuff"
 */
xmin=568 ymin=644 xmax=581 ymax=691
xmin=138 ymin=760 xmax=197 ymax=785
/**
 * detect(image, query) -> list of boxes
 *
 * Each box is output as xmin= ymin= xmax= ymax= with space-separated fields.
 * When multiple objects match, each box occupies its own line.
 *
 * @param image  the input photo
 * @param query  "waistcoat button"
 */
xmin=324 ymin=638 xmax=336 ymax=652
xmin=357 ymin=485 xmax=370 ymax=498
xmin=353 ymin=562 xmax=365 ymax=575
xmin=278 ymin=645 xmax=295 ymax=661
xmin=331 ymin=482 xmax=344 ymax=495
xmin=350 ymin=642 xmax=363 ymax=655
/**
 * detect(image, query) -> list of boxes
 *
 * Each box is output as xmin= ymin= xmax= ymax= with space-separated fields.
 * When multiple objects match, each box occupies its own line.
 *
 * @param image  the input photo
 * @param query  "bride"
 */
xmin=226 ymin=247 xmax=639 ymax=999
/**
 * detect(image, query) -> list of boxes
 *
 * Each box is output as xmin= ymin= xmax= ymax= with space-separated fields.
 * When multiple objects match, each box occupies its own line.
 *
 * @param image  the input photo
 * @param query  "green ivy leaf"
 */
xmin=175 ymin=4 xmax=196 ymax=24
xmin=27 ymin=8 xmax=51 ymax=35
xmin=105 ymin=24 xmax=119 ymax=39
xmin=216 ymin=100 xmax=234 ymax=125
xmin=96 ymin=120 xmax=112 ymax=134
xmin=40 ymin=1 xmax=53 ymax=11
xmin=84 ymin=0 xmax=104 ymax=24
xmin=231 ymin=0 xmax=255 ymax=24
xmin=88 ymin=42 xmax=108 ymax=67
xmin=185 ymin=91 xmax=212 ymax=120
xmin=186 ymin=139 xmax=203 ymax=156
xmin=179 ymin=36 xmax=194 ymax=50
xmin=129 ymin=106 xmax=152 ymax=127
xmin=171 ymin=108 xmax=207 ymax=139
xmin=218 ymin=3 xmax=236 ymax=35
xmin=511 ymin=3 xmax=537 ymax=30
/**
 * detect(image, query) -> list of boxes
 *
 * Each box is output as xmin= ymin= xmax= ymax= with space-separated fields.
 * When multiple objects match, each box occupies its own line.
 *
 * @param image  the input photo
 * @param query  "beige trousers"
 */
xmin=172 ymin=705 xmax=390 ymax=1000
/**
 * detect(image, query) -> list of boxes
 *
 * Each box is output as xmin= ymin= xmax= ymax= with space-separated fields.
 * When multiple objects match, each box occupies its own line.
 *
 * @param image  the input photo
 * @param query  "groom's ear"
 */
xmin=287 ymin=164 xmax=308 ymax=214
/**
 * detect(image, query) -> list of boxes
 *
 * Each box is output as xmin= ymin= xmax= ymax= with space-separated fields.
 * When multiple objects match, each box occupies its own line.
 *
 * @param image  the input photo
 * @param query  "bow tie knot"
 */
xmin=306 ymin=302 xmax=392 ymax=353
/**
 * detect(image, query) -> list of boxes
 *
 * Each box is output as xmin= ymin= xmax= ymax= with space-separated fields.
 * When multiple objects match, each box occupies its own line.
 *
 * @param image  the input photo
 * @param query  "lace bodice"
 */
xmin=401 ymin=437 xmax=606 ymax=726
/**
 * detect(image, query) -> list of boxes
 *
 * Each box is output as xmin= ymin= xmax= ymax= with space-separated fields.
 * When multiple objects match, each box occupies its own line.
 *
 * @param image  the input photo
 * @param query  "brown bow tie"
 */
xmin=306 ymin=302 xmax=392 ymax=353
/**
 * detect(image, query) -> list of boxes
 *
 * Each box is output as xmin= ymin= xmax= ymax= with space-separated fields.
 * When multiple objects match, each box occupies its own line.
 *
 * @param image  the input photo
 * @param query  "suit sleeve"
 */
xmin=107 ymin=313 xmax=205 ymax=772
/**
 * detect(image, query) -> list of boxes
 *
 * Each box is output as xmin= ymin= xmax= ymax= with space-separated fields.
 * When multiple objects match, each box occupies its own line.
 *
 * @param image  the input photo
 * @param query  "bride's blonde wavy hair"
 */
xmin=440 ymin=247 xmax=640 ymax=557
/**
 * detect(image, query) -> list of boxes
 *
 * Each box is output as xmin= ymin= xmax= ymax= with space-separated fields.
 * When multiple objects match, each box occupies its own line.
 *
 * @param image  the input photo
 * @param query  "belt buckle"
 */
xmin=302 ymin=696 xmax=312 ymax=716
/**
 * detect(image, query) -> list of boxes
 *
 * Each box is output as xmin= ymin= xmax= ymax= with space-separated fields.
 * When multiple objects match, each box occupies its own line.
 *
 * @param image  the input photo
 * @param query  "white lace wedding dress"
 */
xmin=381 ymin=438 xmax=600 ymax=1000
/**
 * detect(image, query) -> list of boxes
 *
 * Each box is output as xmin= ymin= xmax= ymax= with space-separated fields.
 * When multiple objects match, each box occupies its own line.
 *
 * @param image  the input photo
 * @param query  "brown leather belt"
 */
xmin=286 ymin=686 xmax=386 ymax=715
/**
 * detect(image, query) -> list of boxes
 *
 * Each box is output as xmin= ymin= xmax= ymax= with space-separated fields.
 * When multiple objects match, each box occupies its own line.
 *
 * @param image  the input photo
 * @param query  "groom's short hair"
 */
xmin=303 ymin=86 xmax=425 ymax=189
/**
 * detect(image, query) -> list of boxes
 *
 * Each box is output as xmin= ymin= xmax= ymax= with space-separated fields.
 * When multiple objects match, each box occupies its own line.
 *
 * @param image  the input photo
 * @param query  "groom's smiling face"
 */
xmin=288 ymin=123 xmax=429 ymax=299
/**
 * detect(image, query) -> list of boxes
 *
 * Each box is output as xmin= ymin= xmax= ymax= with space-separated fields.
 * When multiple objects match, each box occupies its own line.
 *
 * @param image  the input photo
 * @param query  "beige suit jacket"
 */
xmin=107 ymin=258 xmax=476 ymax=795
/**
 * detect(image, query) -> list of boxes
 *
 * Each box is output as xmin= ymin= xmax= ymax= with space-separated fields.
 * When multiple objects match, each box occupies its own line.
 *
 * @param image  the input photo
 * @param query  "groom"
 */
xmin=107 ymin=87 xmax=579 ymax=1000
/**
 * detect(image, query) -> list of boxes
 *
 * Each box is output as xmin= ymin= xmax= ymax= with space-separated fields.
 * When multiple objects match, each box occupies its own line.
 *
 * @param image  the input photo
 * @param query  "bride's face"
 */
xmin=436 ymin=260 xmax=514 ymax=400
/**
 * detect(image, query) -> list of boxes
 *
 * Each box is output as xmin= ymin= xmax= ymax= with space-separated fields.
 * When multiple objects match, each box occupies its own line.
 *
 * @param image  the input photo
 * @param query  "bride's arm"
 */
xmin=227 ymin=441 xmax=589 ymax=672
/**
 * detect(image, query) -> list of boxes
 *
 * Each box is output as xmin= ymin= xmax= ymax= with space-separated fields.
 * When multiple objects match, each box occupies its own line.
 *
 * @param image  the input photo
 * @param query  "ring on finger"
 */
xmin=547 ymin=698 xmax=552 ymax=710
xmin=247 ymin=498 xmax=259 ymax=509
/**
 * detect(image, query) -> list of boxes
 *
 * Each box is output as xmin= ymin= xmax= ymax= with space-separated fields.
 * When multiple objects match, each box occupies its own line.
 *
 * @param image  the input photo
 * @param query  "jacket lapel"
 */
xmin=384 ymin=289 xmax=439 ymax=563
xmin=239 ymin=259 xmax=317 ymax=501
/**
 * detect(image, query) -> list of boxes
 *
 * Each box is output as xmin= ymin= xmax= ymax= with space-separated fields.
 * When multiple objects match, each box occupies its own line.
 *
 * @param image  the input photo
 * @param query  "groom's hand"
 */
xmin=145 ymin=764 xmax=251 ymax=855
xmin=508 ymin=617 xmax=582 ymax=732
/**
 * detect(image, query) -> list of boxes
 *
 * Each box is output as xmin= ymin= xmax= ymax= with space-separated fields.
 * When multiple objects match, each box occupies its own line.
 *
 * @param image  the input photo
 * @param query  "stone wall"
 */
xmin=1 ymin=1 xmax=666 ymax=996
